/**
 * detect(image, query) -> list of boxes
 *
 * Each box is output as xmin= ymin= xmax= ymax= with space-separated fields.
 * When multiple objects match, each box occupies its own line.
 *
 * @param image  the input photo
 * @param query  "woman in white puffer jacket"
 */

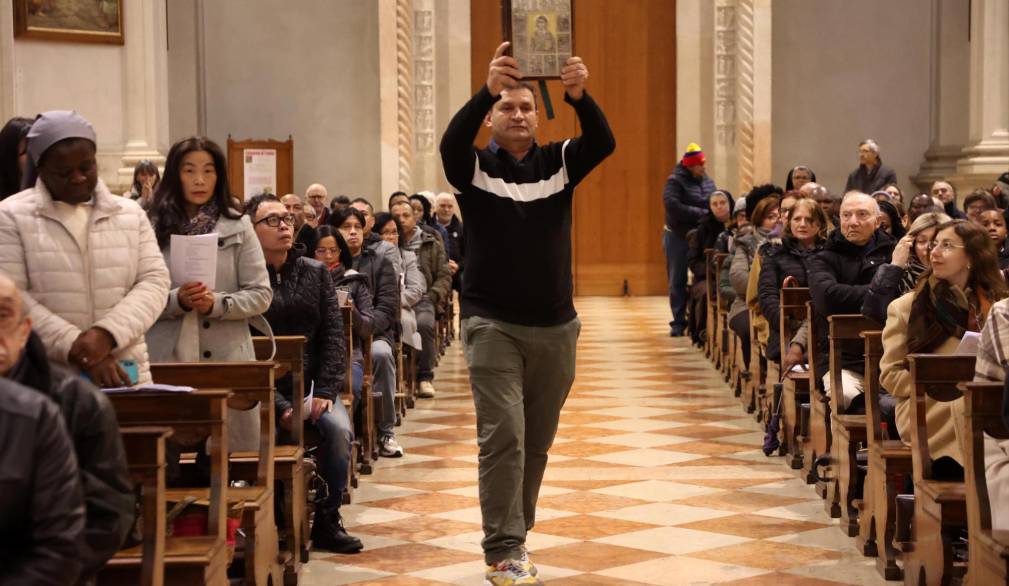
xmin=0 ymin=110 xmax=170 ymax=386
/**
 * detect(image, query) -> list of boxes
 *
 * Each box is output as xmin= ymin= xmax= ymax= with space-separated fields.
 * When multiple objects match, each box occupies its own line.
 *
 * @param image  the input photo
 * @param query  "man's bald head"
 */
xmin=0 ymin=273 xmax=31 ymax=376
xmin=839 ymin=192 xmax=880 ymax=246
xmin=305 ymin=184 xmax=328 ymax=213
xmin=281 ymin=193 xmax=305 ymax=229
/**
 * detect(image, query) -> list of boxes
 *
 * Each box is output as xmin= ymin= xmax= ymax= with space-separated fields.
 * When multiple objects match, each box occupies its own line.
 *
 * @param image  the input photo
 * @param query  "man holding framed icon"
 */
xmin=440 ymin=39 xmax=615 ymax=585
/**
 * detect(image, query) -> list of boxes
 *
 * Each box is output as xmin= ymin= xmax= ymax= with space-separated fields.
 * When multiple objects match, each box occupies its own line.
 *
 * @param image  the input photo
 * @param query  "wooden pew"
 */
xmin=704 ymin=249 xmax=717 ymax=361
xmin=857 ymin=330 xmax=912 ymax=579
xmin=151 ymin=362 xmax=283 ymax=586
xmin=713 ymin=253 xmax=734 ymax=386
xmin=101 ymin=391 xmax=231 ymax=586
xmin=343 ymin=304 xmax=374 ymax=477
xmin=903 ymin=354 xmax=973 ymax=586
xmin=779 ymin=287 xmax=811 ymax=469
xmin=826 ymin=315 xmax=876 ymax=534
xmin=98 ymin=427 xmax=173 ymax=586
xmin=802 ymin=301 xmax=831 ymax=491
xmin=960 ymin=381 xmax=1009 ymax=585
xmin=250 ymin=336 xmax=309 ymax=583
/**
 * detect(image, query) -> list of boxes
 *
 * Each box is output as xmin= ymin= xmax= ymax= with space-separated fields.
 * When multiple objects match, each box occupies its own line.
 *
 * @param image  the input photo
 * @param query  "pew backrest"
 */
xmin=907 ymin=354 xmax=976 ymax=482
xmin=828 ymin=314 xmax=878 ymax=413
xmin=254 ymin=336 xmax=306 ymax=447
xmin=862 ymin=331 xmax=885 ymax=441
xmin=960 ymin=381 xmax=1009 ymax=537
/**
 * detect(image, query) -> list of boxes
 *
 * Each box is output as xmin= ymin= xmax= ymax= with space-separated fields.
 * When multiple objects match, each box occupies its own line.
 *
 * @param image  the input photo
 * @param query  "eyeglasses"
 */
xmin=380 ymin=230 xmax=399 ymax=237
xmin=927 ymin=240 xmax=966 ymax=254
xmin=255 ymin=214 xmax=296 ymax=228
xmin=315 ymin=247 xmax=340 ymax=255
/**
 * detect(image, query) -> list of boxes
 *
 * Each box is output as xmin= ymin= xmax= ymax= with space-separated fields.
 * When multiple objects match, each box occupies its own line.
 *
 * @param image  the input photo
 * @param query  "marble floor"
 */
xmin=302 ymin=296 xmax=886 ymax=585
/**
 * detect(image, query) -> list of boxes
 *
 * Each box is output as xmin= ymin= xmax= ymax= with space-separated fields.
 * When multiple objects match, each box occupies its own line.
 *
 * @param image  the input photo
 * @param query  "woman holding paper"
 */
xmin=146 ymin=136 xmax=271 ymax=451
xmin=880 ymin=220 xmax=1009 ymax=472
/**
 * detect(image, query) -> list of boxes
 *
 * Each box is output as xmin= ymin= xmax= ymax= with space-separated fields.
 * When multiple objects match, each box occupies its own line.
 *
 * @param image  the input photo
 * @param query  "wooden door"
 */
xmin=470 ymin=0 xmax=676 ymax=295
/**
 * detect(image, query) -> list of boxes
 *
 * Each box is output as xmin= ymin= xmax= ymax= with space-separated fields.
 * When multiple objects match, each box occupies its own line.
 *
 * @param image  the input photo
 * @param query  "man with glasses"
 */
xmin=305 ymin=183 xmax=331 ymax=225
xmin=844 ymin=138 xmax=898 ymax=195
xmin=808 ymin=192 xmax=896 ymax=411
xmin=246 ymin=193 xmax=363 ymax=553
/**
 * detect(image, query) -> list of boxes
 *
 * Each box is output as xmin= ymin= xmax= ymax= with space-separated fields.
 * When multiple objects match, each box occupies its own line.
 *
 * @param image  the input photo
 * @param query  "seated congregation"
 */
xmin=689 ymin=159 xmax=1009 ymax=584
xmin=0 ymin=111 xmax=463 ymax=585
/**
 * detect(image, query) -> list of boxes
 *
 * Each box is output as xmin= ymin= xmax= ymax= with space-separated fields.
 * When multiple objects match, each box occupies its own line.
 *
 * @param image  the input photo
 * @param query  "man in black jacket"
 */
xmin=248 ymin=194 xmax=362 ymax=554
xmin=440 ymin=42 xmax=614 ymax=585
xmin=808 ymin=193 xmax=895 ymax=412
xmin=844 ymin=139 xmax=898 ymax=194
xmin=663 ymin=143 xmax=717 ymax=337
xmin=435 ymin=192 xmax=465 ymax=292
xmin=0 ymin=274 xmax=133 ymax=581
xmin=0 ymin=377 xmax=84 ymax=586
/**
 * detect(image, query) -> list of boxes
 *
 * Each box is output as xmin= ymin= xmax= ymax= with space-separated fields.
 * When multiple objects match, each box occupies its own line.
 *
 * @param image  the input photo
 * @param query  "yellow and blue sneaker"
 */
xmin=484 ymin=559 xmax=542 ymax=586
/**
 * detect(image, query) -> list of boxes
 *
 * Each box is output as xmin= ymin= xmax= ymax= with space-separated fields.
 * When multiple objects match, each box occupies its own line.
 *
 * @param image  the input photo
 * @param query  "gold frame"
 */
xmin=14 ymin=0 xmax=124 ymax=45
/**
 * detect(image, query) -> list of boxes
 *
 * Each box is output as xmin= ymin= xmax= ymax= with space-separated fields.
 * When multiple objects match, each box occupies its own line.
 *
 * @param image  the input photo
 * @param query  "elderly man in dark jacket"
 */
xmin=808 ymin=193 xmax=895 ymax=416
xmin=248 ymin=194 xmax=362 ymax=554
xmin=844 ymin=139 xmax=898 ymax=194
xmin=0 ymin=274 xmax=132 ymax=582
xmin=0 ymin=377 xmax=85 ymax=586
xmin=663 ymin=143 xmax=717 ymax=336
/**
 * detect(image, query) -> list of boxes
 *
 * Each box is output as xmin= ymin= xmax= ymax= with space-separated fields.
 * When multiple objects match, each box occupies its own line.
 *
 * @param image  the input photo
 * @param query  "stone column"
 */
xmin=955 ymin=0 xmax=1009 ymax=186
xmin=378 ymin=0 xmax=415 ymax=201
xmin=0 ymin=0 xmax=15 ymax=123
xmin=913 ymin=0 xmax=970 ymax=192
xmin=115 ymin=0 xmax=170 ymax=187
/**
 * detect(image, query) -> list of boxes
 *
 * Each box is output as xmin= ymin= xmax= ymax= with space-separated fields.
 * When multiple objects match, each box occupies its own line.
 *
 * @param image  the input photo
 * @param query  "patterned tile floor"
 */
xmin=302 ymin=297 xmax=886 ymax=585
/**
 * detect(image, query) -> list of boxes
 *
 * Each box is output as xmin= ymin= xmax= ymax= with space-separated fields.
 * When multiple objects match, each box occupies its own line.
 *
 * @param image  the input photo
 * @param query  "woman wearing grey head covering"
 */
xmin=0 ymin=110 xmax=170 ymax=387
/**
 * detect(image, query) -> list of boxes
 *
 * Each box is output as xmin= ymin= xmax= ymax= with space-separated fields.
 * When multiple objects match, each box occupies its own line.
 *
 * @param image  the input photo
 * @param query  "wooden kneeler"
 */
xmin=960 ymin=381 xmax=1009 ymax=586
xmin=101 ymin=391 xmax=231 ymax=586
xmin=857 ymin=331 xmax=912 ymax=580
xmin=826 ymin=314 xmax=877 ymax=534
xmin=779 ymin=287 xmax=811 ymax=469
xmin=151 ymin=362 xmax=283 ymax=586
xmin=904 ymin=354 xmax=973 ymax=586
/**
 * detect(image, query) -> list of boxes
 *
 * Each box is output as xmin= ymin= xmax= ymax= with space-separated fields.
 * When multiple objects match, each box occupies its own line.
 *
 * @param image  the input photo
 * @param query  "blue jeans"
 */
xmin=308 ymin=403 xmax=354 ymax=507
xmin=663 ymin=229 xmax=689 ymax=330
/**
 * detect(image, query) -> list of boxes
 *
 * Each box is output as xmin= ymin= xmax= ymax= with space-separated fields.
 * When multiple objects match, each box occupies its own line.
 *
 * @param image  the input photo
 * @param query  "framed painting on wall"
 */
xmin=501 ymin=0 xmax=574 ymax=80
xmin=13 ymin=0 xmax=124 ymax=45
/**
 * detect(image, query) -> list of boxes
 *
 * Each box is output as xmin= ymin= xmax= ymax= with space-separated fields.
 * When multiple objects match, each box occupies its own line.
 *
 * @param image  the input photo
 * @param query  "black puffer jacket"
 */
xmin=9 ymin=332 xmax=133 ymax=580
xmin=758 ymin=236 xmax=823 ymax=360
xmin=330 ymin=265 xmax=374 ymax=364
xmin=264 ymin=254 xmax=345 ymax=409
xmin=352 ymin=248 xmax=399 ymax=344
xmin=0 ymin=377 xmax=85 ymax=586
xmin=808 ymin=228 xmax=895 ymax=378
xmin=663 ymin=163 xmax=717 ymax=237
xmin=686 ymin=213 xmax=726 ymax=279
xmin=861 ymin=263 xmax=916 ymax=324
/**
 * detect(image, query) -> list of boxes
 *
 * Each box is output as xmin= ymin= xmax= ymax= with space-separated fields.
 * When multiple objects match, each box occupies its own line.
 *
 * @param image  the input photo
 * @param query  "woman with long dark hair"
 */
xmin=881 ymin=220 xmax=1009 ymax=477
xmin=0 ymin=117 xmax=33 ymax=199
xmin=126 ymin=159 xmax=161 ymax=209
xmin=145 ymin=136 xmax=272 ymax=451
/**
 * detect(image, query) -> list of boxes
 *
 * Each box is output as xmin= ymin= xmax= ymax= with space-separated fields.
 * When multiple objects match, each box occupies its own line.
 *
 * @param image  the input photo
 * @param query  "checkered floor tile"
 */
xmin=301 ymin=297 xmax=885 ymax=585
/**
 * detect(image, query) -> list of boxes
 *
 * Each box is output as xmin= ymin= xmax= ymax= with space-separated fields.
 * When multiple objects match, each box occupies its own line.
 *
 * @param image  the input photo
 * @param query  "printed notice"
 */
xmin=243 ymin=148 xmax=277 ymax=198
xmin=169 ymin=233 xmax=219 ymax=290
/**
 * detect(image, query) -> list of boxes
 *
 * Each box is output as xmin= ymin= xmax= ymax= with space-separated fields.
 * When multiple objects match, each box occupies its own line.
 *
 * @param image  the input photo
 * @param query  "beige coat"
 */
xmin=0 ymin=179 xmax=170 ymax=384
xmin=879 ymin=292 xmax=965 ymax=464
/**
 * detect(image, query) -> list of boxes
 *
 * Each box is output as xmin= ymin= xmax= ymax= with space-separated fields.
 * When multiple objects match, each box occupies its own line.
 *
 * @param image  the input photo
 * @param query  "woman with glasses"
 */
xmin=880 ymin=220 xmax=1009 ymax=475
xmin=146 ymin=136 xmax=272 ymax=452
xmin=247 ymin=194 xmax=362 ymax=553
xmin=862 ymin=212 xmax=951 ymax=324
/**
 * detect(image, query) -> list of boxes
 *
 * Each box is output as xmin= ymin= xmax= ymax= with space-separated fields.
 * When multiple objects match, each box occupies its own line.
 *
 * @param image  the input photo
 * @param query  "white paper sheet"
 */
xmin=957 ymin=331 xmax=981 ymax=355
xmin=101 ymin=383 xmax=194 ymax=394
xmin=169 ymin=233 xmax=219 ymax=290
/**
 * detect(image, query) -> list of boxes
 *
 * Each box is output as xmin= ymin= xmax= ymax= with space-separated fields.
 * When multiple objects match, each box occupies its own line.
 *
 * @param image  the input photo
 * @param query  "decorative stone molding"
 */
xmin=714 ymin=1 xmax=736 ymax=149
xmin=734 ymin=0 xmax=756 ymax=192
xmin=413 ymin=0 xmax=436 ymax=157
xmin=397 ymin=0 xmax=415 ymax=193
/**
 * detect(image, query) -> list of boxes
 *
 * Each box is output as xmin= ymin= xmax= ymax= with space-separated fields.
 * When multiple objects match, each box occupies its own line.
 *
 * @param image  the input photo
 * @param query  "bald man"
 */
xmin=434 ymin=192 xmax=464 ymax=290
xmin=801 ymin=182 xmax=838 ymax=226
xmin=808 ymin=193 xmax=896 ymax=410
xmin=0 ymin=274 xmax=133 ymax=580
xmin=282 ymin=193 xmax=316 ymax=251
xmin=305 ymin=183 xmax=330 ymax=224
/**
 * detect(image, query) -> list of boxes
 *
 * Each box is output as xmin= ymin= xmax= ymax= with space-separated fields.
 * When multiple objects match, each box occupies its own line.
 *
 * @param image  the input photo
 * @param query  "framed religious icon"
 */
xmin=502 ymin=0 xmax=574 ymax=80
xmin=13 ymin=0 xmax=124 ymax=45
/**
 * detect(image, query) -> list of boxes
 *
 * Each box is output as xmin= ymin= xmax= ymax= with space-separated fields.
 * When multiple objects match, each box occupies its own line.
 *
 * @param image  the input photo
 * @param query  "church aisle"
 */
xmin=302 ymin=297 xmax=887 ymax=585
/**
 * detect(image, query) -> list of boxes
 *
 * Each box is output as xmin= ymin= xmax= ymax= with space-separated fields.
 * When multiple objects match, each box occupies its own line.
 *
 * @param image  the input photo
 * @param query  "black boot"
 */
xmin=311 ymin=504 xmax=363 ymax=553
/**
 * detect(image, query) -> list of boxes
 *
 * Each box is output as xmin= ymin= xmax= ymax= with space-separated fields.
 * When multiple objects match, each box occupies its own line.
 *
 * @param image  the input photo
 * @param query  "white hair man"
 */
xmin=844 ymin=139 xmax=898 ymax=194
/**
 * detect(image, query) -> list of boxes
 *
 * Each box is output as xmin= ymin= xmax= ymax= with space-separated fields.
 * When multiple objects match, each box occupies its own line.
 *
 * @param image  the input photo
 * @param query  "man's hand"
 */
xmin=69 ymin=327 xmax=115 ymax=369
xmin=86 ymin=356 xmax=132 ymax=388
xmin=310 ymin=398 xmax=333 ymax=423
xmin=782 ymin=344 xmax=805 ymax=376
xmin=279 ymin=408 xmax=294 ymax=432
xmin=487 ymin=42 xmax=522 ymax=97
xmin=448 ymin=259 xmax=459 ymax=275
xmin=560 ymin=56 xmax=589 ymax=100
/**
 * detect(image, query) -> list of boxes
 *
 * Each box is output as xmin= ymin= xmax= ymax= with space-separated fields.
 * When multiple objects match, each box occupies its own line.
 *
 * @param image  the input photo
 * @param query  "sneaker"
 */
xmin=518 ymin=546 xmax=538 ymax=577
xmin=417 ymin=381 xmax=436 ymax=398
xmin=484 ymin=559 xmax=542 ymax=586
xmin=379 ymin=434 xmax=404 ymax=458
